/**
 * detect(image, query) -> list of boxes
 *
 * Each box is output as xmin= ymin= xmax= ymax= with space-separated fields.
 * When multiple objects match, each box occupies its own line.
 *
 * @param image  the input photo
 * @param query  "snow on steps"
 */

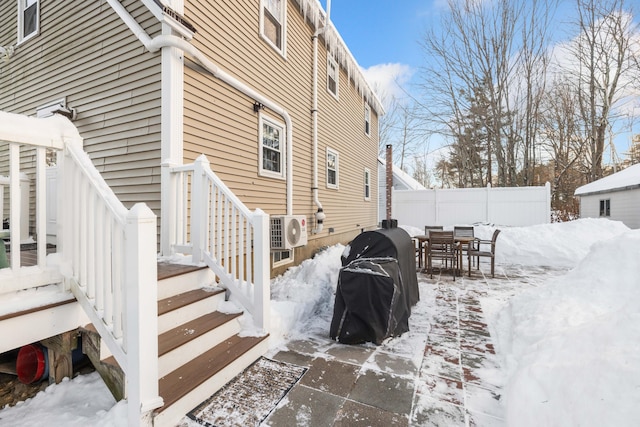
xmin=82 ymin=265 xmax=269 ymax=427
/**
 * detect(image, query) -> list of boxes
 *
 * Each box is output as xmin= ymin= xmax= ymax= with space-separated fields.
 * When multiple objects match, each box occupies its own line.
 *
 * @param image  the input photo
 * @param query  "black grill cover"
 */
xmin=330 ymin=228 xmax=419 ymax=345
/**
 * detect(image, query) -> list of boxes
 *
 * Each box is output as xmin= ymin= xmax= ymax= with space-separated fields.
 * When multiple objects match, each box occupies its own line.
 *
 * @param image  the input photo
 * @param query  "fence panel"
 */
xmin=393 ymin=183 xmax=550 ymax=228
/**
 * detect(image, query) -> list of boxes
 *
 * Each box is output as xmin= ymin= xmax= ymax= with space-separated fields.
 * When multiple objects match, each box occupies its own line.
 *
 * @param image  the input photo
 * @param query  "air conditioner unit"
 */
xmin=270 ymin=215 xmax=308 ymax=250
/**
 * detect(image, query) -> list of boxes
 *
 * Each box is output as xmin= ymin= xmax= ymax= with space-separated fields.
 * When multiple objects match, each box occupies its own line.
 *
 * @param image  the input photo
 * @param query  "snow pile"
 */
xmin=492 ymin=228 xmax=640 ymax=426
xmin=484 ymin=218 xmax=629 ymax=267
xmin=268 ymin=244 xmax=345 ymax=348
xmin=0 ymin=373 xmax=124 ymax=426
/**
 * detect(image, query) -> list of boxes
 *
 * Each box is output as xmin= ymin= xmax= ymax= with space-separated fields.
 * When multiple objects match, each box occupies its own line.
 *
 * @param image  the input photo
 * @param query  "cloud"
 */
xmin=361 ymin=63 xmax=415 ymax=109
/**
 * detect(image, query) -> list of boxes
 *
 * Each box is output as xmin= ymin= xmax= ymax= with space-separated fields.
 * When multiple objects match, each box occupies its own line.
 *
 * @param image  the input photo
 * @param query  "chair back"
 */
xmin=424 ymin=225 xmax=444 ymax=237
xmin=490 ymin=229 xmax=501 ymax=250
xmin=454 ymin=226 xmax=474 ymax=238
xmin=429 ymin=231 xmax=455 ymax=252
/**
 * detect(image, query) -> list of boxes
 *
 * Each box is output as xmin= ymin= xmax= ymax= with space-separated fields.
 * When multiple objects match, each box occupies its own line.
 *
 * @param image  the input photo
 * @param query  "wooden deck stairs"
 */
xmin=81 ymin=262 xmax=269 ymax=427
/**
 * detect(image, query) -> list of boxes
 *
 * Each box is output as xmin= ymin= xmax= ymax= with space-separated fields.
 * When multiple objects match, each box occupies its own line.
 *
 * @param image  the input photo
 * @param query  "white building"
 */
xmin=575 ymin=163 xmax=640 ymax=229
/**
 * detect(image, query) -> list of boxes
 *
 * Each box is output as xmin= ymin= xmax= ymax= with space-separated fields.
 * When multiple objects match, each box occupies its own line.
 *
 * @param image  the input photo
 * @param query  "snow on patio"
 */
xmin=0 ymin=218 xmax=638 ymax=426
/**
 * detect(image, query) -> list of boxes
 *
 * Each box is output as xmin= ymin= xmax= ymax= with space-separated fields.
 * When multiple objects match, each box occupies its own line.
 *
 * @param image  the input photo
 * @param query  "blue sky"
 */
xmin=320 ymin=0 xmax=435 ymax=70
xmin=319 ymin=0 xmax=640 ymax=165
xmin=319 ymin=0 xmax=438 ymax=104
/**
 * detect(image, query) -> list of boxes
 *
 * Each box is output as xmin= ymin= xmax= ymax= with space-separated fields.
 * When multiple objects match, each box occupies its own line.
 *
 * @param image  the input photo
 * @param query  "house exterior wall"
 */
xmin=183 ymin=0 xmax=380 ymax=271
xmin=579 ymin=188 xmax=640 ymax=229
xmin=0 ymin=0 xmax=162 ymax=234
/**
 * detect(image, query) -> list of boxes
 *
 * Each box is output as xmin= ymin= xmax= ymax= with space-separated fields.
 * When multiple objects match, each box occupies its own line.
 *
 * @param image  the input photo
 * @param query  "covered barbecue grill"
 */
xmin=330 ymin=227 xmax=419 ymax=345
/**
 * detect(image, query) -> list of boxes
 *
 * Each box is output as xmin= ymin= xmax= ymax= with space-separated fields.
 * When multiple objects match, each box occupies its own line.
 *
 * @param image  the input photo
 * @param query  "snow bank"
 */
xmin=269 ymin=245 xmax=345 ymax=349
xmin=487 ymin=218 xmax=629 ymax=267
xmin=492 ymin=228 xmax=640 ymax=426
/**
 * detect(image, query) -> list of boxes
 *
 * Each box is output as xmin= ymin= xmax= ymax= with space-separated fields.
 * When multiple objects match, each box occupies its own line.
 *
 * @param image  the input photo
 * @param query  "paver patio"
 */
xmin=259 ymin=262 xmax=569 ymax=427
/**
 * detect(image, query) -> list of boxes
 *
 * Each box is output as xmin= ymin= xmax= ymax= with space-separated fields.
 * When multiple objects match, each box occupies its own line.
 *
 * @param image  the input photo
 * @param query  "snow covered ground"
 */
xmin=1 ymin=218 xmax=638 ymax=426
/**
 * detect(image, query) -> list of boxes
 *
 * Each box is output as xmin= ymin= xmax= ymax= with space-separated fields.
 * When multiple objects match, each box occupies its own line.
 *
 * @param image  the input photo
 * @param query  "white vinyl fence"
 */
xmin=392 ymin=183 xmax=551 ymax=228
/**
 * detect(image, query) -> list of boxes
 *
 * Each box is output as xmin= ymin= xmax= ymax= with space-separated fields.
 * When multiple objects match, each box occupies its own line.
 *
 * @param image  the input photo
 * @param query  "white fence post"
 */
xmin=486 ymin=183 xmax=491 ymax=223
xmin=252 ymin=209 xmax=270 ymax=332
xmin=124 ymin=203 xmax=162 ymax=426
xmin=191 ymin=155 xmax=209 ymax=264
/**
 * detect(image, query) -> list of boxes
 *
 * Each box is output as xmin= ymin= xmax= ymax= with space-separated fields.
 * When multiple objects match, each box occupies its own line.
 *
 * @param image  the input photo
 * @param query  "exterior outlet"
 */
xmin=270 ymin=215 xmax=308 ymax=250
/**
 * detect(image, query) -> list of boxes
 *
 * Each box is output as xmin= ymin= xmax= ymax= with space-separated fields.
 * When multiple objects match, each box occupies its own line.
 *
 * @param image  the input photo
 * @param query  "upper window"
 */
xmin=260 ymin=0 xmax=286 ymax=56
xmin=259 ymin=115 xmax=286 ymax=179
xmin=364 ymin=168 xmax=371 ymax=201
xmin=364 ymin=104 xmax=371 ymax=136
xmin=599 ymin=199 xmax=610 ymax=217
xmin=327 ymin=148 xmax=339 ymax=189
xmin=327 ymin=56 xmax=339 ymax=99
xmin=17 ymin=0 xmax=39 ymax=44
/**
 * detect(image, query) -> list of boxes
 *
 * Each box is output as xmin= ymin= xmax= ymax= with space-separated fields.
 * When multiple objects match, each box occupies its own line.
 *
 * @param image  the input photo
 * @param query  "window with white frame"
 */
xmin=259 ymin=115 xmax=286 ymax=179
xmin=599 ymin=199 xmax=610 ymax=217
xmin=327 ymin=56 xmax=339 ymax=98
xmin=364 ymin=168 xmax=371 ymax=200
xmin=18 ymin=0 xmax=39 ymax=44
xmin=260 ymin=0 xmax=286 ymax=55
xmin=364 ymin=104 xmax=371 ymax=136
xmin=326 ymin=148 xmax=339 ymax=189
xmin=272 ymin=249 xmax=293 ymax=267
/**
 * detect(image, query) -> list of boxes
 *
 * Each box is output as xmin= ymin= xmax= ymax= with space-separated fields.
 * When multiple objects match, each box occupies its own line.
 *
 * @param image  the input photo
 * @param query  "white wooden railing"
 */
xmin=0 ymin=112 xmax=162 ymax=425
xmin=169 ymin=155 xmax=270 ymax=330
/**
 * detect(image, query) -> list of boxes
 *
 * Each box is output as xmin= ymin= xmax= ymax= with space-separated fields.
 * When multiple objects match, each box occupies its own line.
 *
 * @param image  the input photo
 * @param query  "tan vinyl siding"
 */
xmin=184 ymin=0 xmax=379 ymax=247
xmin=0 ymin=1 xmax=162 ymax=236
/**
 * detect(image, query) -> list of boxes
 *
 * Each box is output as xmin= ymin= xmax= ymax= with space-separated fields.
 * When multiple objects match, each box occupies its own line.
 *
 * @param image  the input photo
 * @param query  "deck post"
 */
xmin=124 ymin=203 xmax=163 ymax=426
xmin=191 ymin=155 xmax=209 ymax=264
xmin=252 ymin=209 xmax=270 ymax=331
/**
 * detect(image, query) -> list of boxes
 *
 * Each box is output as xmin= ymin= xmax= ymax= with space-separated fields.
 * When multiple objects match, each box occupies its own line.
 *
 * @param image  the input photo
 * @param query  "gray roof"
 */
xmin=575 ymin=163 xmax=640 ymax=196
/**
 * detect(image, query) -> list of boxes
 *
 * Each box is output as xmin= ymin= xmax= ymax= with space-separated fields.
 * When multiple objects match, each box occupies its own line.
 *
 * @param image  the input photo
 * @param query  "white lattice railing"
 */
xmin=0 ymin=112 xmax=162 ymax=425
xmin=169 ymin=155 xmax=270 ymax=330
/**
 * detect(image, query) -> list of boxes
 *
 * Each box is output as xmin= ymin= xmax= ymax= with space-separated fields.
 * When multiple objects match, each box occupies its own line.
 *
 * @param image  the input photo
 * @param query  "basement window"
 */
xmin=18 ymin=0 xmax=39 ymax=44
xmin=273 ymin=249 xmax=293 ymax=267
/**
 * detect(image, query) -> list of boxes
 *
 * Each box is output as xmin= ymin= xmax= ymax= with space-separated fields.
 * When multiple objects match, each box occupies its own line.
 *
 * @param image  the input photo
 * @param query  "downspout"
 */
xmin=106 ymin=0 xmax=294 ymax=215
xmin=310 ymin=0 xmax=331 ymax=234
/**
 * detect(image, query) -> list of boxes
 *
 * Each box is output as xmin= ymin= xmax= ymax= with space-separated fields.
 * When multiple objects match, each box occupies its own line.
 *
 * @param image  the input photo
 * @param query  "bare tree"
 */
xmin=569 ymin=0 xmax=639 ymax=181
xmin=417 ymin=0 xmax=558 ymax=187
xmin=539 ymin=79 xmax=588 ymax=210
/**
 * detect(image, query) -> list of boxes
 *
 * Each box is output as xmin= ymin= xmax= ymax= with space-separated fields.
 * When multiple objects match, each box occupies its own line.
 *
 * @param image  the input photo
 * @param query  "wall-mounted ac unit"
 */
xmin=270 ymin=215 xmax=308 ymax=250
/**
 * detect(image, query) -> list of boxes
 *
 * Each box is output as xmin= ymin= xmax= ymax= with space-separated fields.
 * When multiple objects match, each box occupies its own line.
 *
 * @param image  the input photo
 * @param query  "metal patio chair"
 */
xmin=426 ymin=230 xmax=459 ymax=281
xmin=467 ymin=229 xmax=501 ymax=278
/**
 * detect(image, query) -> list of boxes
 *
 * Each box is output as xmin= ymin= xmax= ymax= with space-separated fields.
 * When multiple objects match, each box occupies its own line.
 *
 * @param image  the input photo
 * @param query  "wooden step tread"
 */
xmin=0 ymin=297 xmax=76 ymax=322
xmin=157 ymin=263 xmax=207 ymax=281
xmin=156 ymin=334 xmax=269 ymax=412
xmin=158 ymin=288 xmax=224 ymax=316
xmin=158 ymin=311 xmax=242 ymax=356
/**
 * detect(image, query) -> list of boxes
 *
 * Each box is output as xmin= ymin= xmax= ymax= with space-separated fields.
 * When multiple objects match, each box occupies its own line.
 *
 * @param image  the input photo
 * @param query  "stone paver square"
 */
xmin=325 ymin=343 xmax=375 ymax=365
xmin=425 ymin=341 xmax=461 ymax=366
xmin=368 ymin=351 xmax=419 ymax=378
xmin=465 ymin=383 xmax=504 ymax=420
xmin=299 ymin=357 xmax=359 ymax=397
xmin=426 ymin=332 xmax=459 ymax=350
xmin=420 ymin=352 xmax=462 ymax=382
xmin=417 ymin=374 xmax=464 ymax=406
xmin=333 ymin=399 xmax=409 ymax=426
xmin=263 ymin=384 xmax=344 ymax=427
xmin=270 ymin=349 xmax=314 ymax=368
xmin=349 ymin=370 xmax=414 ymax=415
xmin=411 ymin=393 xmax=466 ymax=427
xmin=460 ymin=329 xmax=495 ymax=355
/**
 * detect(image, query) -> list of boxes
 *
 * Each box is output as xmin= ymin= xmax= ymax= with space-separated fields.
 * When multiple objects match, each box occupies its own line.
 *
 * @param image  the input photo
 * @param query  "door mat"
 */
xmin=187 ymin=357 xmax=307 ymax=427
